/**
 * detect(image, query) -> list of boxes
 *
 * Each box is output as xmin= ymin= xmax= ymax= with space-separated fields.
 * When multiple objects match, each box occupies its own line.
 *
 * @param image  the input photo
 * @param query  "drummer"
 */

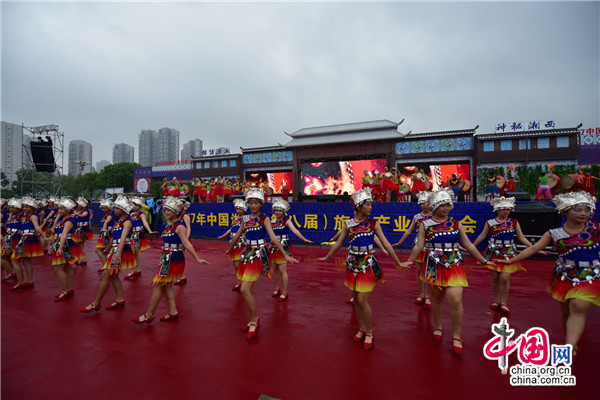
xmin=448 ymin=174 xmax=462 ymax=199
xmin=535 ymin=172 xmax=552 ymax=201
xmin=485 ymin=173 xmax=501 ymax=202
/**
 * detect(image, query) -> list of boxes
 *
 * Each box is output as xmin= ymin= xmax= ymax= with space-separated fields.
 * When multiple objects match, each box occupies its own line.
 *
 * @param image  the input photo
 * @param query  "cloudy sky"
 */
xmin=2 ymin=1 xmax=599 ymax=165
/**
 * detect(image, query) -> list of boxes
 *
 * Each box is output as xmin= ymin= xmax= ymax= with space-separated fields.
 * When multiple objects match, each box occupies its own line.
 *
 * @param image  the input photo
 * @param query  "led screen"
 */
xmin=301 ymin=159 xmax=387 ymax=195
xmin=245 ymin=171 xmax=293 ymax=194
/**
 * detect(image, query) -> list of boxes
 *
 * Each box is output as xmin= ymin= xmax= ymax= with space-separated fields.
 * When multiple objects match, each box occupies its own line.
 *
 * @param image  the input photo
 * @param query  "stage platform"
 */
xmin=2 ymin=239 xmax=597 ymax=400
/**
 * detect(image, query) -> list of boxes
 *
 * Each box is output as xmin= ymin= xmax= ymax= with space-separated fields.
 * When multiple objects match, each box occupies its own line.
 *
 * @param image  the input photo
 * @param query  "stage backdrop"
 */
xmin=89 ymin=201 xmax=600 ymax=248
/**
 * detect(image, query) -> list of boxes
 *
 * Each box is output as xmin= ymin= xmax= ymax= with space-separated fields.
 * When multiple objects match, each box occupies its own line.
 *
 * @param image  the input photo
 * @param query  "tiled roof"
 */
xmin=476 ymin=127 xmax=580 ymax=139
xmin=286 ymin=119 xmax=400 ymax=137
xmin=240 ymin=145 xmax=286 ymax=153
xmin=406 ymin=129 xmax=476 ymax=139
xmin=284 ymin=128 xmax=405 ymax=147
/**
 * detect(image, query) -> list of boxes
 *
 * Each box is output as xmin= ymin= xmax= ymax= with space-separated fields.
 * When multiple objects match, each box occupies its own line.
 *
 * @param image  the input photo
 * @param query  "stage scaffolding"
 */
xmin=20 ymin=124 xmax=64 ymax=197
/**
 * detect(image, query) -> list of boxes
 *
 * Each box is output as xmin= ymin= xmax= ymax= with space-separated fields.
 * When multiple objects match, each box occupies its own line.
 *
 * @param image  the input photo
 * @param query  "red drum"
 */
xmin=547 ymin=174 xmax=560 ymax=190
xmin=496 ymin=175 xmax=507 ymax=189
xmin=561 ymin=174 xmax=582 ymax=192
xmin=461 ymin=179 xmax=472 ymax=193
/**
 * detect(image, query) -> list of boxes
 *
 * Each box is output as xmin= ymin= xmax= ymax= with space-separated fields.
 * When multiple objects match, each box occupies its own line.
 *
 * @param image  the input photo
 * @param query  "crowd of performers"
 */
xmin=1 ymin=187 xmax=599 ymax=359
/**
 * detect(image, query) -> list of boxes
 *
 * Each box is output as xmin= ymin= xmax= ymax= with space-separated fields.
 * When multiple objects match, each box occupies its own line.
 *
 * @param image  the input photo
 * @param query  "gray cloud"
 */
xmin=2 ymin=1 xmax=598 ymax=164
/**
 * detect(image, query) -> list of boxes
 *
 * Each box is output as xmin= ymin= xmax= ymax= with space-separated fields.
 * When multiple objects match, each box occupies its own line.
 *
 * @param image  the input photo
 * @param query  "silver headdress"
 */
xmin=99 ymin=199 xmax=114 ymax=209
xmin=491 ymin=196 xmax=516 ymax=211
xmin=8 ymin=198 xmax=23 ymax=209
xmin=233 ymin=198 xmax=248 ymax=211
xmin=351 ymin=188 xmax=373 ymax=208
xmin=272 ymin=198 xmax=290 ymax=212
xmin=131 ymin=197 xmax=146 ymax=207
xmin=245 ymin=187 xmax=265 ymax=203
xmin=39 ymin=199 xmax=48 ymax=208
xmin=552 ymin=192 xmax=595 ymax=212
xmin=429 ymin=188 xmax=454 ymax=211
xmin=76 ymin=197 xmax=90 ymax=208
xmin=416 ymin=191 xmax=432 ymax=205
xmin=21 ymin=196 xmax=38 ymax=209
xmin=164 ymin=196 xmax=185 ymax=214
xmin=57 ymin=197 xmax=77 ymax=211
xmin=113 ymin=195 xmax=134 ymax=214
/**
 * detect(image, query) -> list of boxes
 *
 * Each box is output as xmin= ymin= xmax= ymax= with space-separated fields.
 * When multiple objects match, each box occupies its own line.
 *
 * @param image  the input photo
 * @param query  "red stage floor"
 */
xmin=2 ymin=239 xmax=597 ymax=400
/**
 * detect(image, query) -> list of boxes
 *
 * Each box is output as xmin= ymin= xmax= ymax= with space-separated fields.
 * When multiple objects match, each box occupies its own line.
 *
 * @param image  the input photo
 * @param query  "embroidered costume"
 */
xmin=482 ymin=218 xmax=526 ymax=273
xmin=412 ymin=212 xmax=432 ymax=279
xmin=344 ymin=218 xmax=384 ymax=293
xmin=269 ymin=217 xmax=293 ymax=265
xmin=1 ymin=214 xmax=22 ymax=257
xmin=422 ymin=217 xmax=468 ymax=288
xmin=238 ymin=214 xmax=271 ymax=282
xmin=12 ymin=213 xmax=44 ymax=259
xmin=547 ymin=226 xmax=600 ymax=305
xmin=96 ymin=212 xmax=115 ymax=250
xmin=73 ymin=210 xmax=94 ymax=243
xmin=228 ymin=216 xmax=245 ymax=262
xmin=153 ymin=220 xmax=186 ymax=285
xmin=51 ymin=217 xmax=85 ymax=265
xmin=103 ymin=217 xmax=136 ymax=274
xmin=130 ymin=211 xmax=150 ymax=253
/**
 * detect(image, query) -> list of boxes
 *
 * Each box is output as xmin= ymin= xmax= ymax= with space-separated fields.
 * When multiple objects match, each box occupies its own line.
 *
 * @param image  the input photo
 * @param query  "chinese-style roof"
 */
xmin=406 ymin=128 xmax=477 ymax=139
xmin=283 ymin=119 xmax=406 ymax=147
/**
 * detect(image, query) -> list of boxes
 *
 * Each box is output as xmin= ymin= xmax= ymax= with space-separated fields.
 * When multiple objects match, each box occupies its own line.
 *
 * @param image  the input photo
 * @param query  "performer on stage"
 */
xmin=226 ymin=188 xmax=298 ymax=340
xmin=393 ymin=191 xmax=433 ymax=310
xmin=51 ymin=198 xmax=85 ymax=301
xmin=95 ymin=199 xmax=115 ymax=272
xmin=268 ymin=199 xmax=313 ymax=302
xmin=498 ymin=192 xmax=599 ymax=360
xmin=281 ymin=180 xmax=290 ymax=202
xmin=472 ymin=196 xmax=537 ymax=315
xmin=581 ymin=170 xmax=599 ymax=197
xmin=411 ymin=169 xmax=429 ymax=194
xmin=11 ymin=197 xmax=46 ymax=291
xmin=173 ymin=200 xmax=192 ymax=285
xmin=448 ymin=174 xmax=462 ymax=200
xmin=400 ymin=189 xmax=494 ymax=356
xmin=133 ymin=197 xmax=208 ymax=324
xmin=361 ymin=169 xmax=373 ymax=190
xmin=218 ymin=199 xmax=248 ymax=291
xmin=81 ymin=196 xmax=136 ymax=313
xmin=381 ymin=166 xmax=396 ymax=202
xmin=124 ymin=197 xmax=158 ymax=280
xmin=319 ymin=188 xmax=403 ymax=351
xmin=72 ymin=197 xmax=94 ymax=265
xmin=535 ymin=172 xmax=552 ymax=201
xmin=485 ymin=173 xmax=500 ymax=202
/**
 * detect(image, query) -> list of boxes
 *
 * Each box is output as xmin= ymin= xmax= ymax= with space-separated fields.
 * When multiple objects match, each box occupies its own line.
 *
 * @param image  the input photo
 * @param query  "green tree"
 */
xmin=0 ymin=171 xmax=15 ymax=198
xmin=95 ymin=162 xmax=140 ymax=193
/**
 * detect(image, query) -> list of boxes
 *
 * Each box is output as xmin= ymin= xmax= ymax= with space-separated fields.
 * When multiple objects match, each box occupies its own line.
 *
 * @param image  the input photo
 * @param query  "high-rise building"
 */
xmin=96 ymin=160 xmax=110 ymax=172
xmin=68 ymin=140 xmax=92 ymax=176
xmin=138 ymin=127 xmax=179 ymax=167
xmin=112 ymin=143 xmax=135 ymax=164
xmin=181 ymin=139 xmax=203 ymax=161
xmin=1 ymin=122 xmax=24 ymax=183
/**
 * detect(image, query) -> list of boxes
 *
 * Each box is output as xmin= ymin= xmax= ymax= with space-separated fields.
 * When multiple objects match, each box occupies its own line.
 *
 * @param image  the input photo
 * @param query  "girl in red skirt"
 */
xmin=472 ymin=196 xmax=537 ymax=315
xmin=217 ymin=199 xmax=247 ymax=291
xmin=95 ymin=199 xmax=115 ymax=272
xmin=2 ymin=199 xmax=22 ymax=284
xmin=133 ymin=197 xmax=208 ymax=323
xmin=11 ymin=197 xmax=47 ymax=290
xmin=320 ymin=188 xmax=402 ymax=350
xmin=72 ymin=197 xmax=94 ymax=265
xmin=124 ymin=197 xmax=157 ymax=280
xmin=51 ymin=198 xmax=86 ymax=301
xmin=400 ymin=189 xmax=494 ymax=356
xmin=268 ymin=199 xmax=314 ymax=302
xmin=393 ymin=191 xmax=433 ymax=309
xmin=226 ymin=188 xmax=298 ymax=340
xmin=80 ymin=196 xmax=136 ymax=313
xmin=499 ymin=192 xmax=599 ymax=359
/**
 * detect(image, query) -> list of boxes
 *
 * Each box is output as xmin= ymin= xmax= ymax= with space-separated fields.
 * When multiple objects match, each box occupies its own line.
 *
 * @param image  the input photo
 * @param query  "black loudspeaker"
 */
xmin=511 ymin=202 xmax=562 ymax=237
xmin=30 ymin=138 xmax=55 ymax=172
xmin=506 ymin=192 xmax=531 ymax=201
xmin=316 ymin=194 xmax=335 ymax=202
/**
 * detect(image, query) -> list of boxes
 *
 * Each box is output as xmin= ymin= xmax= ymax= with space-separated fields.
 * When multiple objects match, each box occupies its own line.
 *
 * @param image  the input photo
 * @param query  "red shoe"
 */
xmin=80 ymin=303 xmax=101 ymax=313
xmin=346 ymin=297 xmax=354 ymax=305
xmin=174 ymin=278 xmax=187 ymax=286
xmin=424 ymin=297 xmax=432 ymax=311
xmin=160 ymin=312 xmax=180 ymax=322
xmin=271 ymin=289 xmax=281 ymax=298
xmin=413 ymin=296 xmax=424 ymax=305
xmin=10 ymin=282 xmax=33 ymax=291
xmin=1 ymin=273 xmax=16 ymax=282
xmin=489 ymin=302 xmax=500 ymax=311
xmin=106 ymin=300 xmax=126 ymax=310
xmin=352 ymin=329 xmax=366 ymax=343
xmin=278 ymin=292 xmax=288 ymax=302
xmin=453 ymin=338 xmax=463 ymax=356
xmin=54 ymin=290 xmax=75 ymax=302
xmin=232 ymin=283 xmax=241 ymax=291
xmin=363 ymin=333 xmax=374 ymax=351
xmin=22 ymin=282 xmax=34 ymax=289
xmin=242 ymin=317 xmax=260 ymax=332
xmin=432 ymin=329 xmax=443 ymax=342
xmin=97 ymin=268 xmax=104 ymax=273
xmin=500 ymin=304 xmax=510 ymax=315
xmin=132 ymin=314 xmax=154 ymax=324
xmin=124 ymin=270 xmax=142 ymax=280
xmin=246 ymin=321 xmax=259 ymax=340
